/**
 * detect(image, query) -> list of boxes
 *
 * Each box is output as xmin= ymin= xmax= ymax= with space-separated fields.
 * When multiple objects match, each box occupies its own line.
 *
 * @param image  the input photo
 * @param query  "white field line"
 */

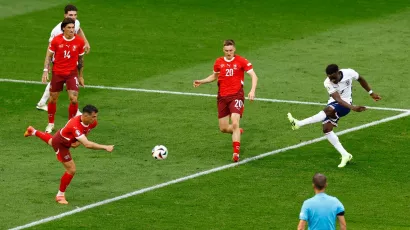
xmin=10 ymin=111 xmax=410 ymax=230
xmin=1 ymin=78 xmax=408 ymax=112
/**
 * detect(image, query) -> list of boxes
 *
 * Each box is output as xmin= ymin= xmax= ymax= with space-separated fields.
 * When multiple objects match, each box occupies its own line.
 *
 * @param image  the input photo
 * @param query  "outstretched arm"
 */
xmin=76 ymin=135 xmax=114 ymax=152
xmin=357 ymin=76 xmax=381 ymax=101
xmin=193 ymin=72 xmax=218 ymax=87
xmin=77 ymin=28 xmax=90 ymax=54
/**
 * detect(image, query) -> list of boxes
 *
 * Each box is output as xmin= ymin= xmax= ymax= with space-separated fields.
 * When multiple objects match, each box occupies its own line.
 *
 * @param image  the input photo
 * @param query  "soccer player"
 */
xmin=193 ymin=39 xmax=258 ymax=162
xmin=298 ymin=173 xmax=346 ymax=230
xmin=287 ymin=64 xmax=381 ymax=167
xmin=42 ymin=17 xmax=86 ymax=133
xmin=24 ymin=105 xmax=114 ymax=204
xmin=36 ymin=4 xmax=90 ymax=112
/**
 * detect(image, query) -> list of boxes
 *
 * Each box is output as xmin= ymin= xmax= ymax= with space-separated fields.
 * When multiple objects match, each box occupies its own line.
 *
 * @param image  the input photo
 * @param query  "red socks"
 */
xmin=48 ymin=102 xmax=56 ymax=123
xmin=59 ymin=172 xmax=74 ymax=192
xmin=68 ymin=103 xmax=78 ymax=119
xmin=233 ymin=141 xmax=240 ymax=154
xmin=35 ymin=131 xmax=53 ymax=144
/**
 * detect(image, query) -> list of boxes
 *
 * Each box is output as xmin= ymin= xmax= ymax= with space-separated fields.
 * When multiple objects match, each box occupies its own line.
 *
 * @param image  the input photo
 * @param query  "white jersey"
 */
xmin=324 ymin=68 xmax=359 ymax=104
xmin=48 ymin=19 xmax=80 ymax=42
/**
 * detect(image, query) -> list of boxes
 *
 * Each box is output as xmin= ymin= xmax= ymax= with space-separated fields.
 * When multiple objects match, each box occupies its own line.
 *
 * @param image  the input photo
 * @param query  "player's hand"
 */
xmin=84 ymin=42 xmax=91 ymax=54
xmin=370 ymin=92 xmax=381 ymax=101
xmin=352 ymin=106 xmax=367 ymax=112
xmin=105 ymin=145 xmax=114 ymax=152
xmin=248 ymin=90 xmax=255 ymax=101
xmin=193 ymin=80 xmax=202 ymax=88
xmin=78 ymin=76 xmax=85 ymax=88
xmin=42 ymin=71 xmax=49 ymax=83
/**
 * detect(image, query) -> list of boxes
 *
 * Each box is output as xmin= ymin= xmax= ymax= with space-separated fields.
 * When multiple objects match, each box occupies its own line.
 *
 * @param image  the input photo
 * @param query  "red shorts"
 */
xmin=50 ymin=71 xmax=79 ymax=92
xmin=51 ymin=131 xmax=72 ymax=162
xmin=217 ymin=90 xmax=245 ymax=118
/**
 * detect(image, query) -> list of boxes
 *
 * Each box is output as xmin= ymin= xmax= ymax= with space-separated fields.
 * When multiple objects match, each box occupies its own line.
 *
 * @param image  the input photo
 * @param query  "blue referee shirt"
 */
xmin=299 ymin=192 xmax=345 ymax=230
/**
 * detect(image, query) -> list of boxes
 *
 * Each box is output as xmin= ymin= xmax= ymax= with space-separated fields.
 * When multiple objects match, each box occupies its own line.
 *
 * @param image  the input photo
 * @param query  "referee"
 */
xmin=297 ymin=173 xmax=347 ymax=230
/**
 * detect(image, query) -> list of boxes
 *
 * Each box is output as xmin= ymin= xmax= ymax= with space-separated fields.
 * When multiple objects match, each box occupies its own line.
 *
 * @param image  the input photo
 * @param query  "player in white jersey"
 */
xmin=287 ymin=64 xmax=381 ymax=168
xmin=36 ymin=4 xmax=90 ymax=112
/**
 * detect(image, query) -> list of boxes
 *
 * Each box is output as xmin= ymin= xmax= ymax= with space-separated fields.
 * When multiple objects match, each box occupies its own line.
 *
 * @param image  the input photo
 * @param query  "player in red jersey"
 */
xmin=24 ymin=105 xmax=114 ymax=204
xmin=42 ymin=17 xmax=86 ymax=133
xmin=193 ymin=40 xmax=258 ymax=162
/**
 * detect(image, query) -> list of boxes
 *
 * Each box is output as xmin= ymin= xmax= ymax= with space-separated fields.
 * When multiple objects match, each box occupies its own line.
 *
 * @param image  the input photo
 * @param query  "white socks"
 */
xmin=57 ymin=190 xmax=65 ymax=196
xmin=38 ymin=83 xmax=51 ymax=105
xmin=297 ymin=111 xmax=327 ymax=127
xmin=325 ymin=131 xmax=349 ymax=157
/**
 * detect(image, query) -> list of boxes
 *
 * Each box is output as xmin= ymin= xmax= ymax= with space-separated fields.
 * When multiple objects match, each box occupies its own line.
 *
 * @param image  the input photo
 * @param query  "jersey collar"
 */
xmin=63 ymin=35 xmax=75 ymax=41
xmin=224 ymin=56 xmax=235 ymax=62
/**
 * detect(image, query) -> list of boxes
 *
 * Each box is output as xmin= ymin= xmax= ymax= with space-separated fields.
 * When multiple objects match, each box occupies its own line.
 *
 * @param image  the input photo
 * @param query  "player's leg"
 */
xmin=36 ymin=82 xmax=51 ymax=111
xmin=67 ymin=90 xmax=79 ymax=119
xmin=47 ymin=73 xmax=64 ymax=133
xmin=219 ymin=115 xmax=232 ymax=133
xmin=322 ymin=105 xmax=352 ymax=168
xmin=66 ymin=77 xmax=80 ymax=119
xmin=287 ymin=109 xmax=327 ymax=130
xmin=24 ymin=126 xmax=53 ymax=145
xmin=56 ymin=159 xmax=76 ymax=204
xmin=231 ymin=113 xmax=241 ymax=162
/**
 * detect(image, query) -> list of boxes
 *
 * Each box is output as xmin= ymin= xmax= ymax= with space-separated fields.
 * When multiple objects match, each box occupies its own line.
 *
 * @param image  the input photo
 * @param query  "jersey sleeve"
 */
xmin=347 ymin=68 xmax=359 ymax=80
xmin=324 ymin=79 xmax=337 ymax=94
xmin=213 ymin=59 xmax=221 ymax=73
xmin=72 ymin=126 xmax=85 ymax=139
xmin=299 ymin=201 xmax=309 ymax=221
xmin=75 ymin=20 xmax=81 ymax=34
xmin=48 ymin=37 xmax=57 ymax=53
xmin=78 ymin=39 xmax=85 ymax=56
xmin=241 ymin=57 xmax=253 ymax=72
xmin=335 ymin=198 xmax=345 ymax=215
xmin=49 ymin=24 xmax=61 ymax=42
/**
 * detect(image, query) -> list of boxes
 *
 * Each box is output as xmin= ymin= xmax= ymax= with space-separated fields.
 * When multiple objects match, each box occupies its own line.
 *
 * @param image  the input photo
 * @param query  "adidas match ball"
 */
xmin=152 ymin=145 xmax=168 ymax=160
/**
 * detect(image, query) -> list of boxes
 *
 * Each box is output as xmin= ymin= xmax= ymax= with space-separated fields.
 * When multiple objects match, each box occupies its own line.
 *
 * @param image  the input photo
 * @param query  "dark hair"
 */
xmin=224 ymin=39 xmax=235 ymax=47
xmin=312 ymin=173 xmax=327 ymax=190
xmin=64 ymin=4 xmax=78 ymax=13
xmin=326 ymin=64 xmax=339 ymax=75
xmin=83 ymin=105 xmax=99 ymax=114
xmin=61 ymin=17 xmax=75 ymax=31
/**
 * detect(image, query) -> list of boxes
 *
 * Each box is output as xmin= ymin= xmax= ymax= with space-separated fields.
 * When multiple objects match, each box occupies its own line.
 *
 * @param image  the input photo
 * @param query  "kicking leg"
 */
xmin=287 ymin=110 xmax=327 ymax=130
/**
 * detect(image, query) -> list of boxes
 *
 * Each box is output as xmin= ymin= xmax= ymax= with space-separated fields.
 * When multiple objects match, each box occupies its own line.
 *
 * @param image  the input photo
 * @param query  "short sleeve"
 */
xmin=335 ymin=199 xmax=345 ymax=214
xmin=348 ymin=68 xmax=359 ymax=80
xmin=75 ymin=20 xmax=81 ymax=34
xmin=49 ymin=37 xmax=57 ymax=53
xmin=73 ymin=126 xmax=85 ymax=139
xmin=299 ymin=202 xmax=309 ymax=221
xmin=78 ymin=39 xmax=85 ymax=56
xmin=213 ymin=60 xmax=220 ymax=73
xmin=242 ymin=58 xmax=253 ymax=72
xmin=324 ymin=79 xmax=337 ymax=94
xmin=49 ymin=24 xmax=61 ymax=42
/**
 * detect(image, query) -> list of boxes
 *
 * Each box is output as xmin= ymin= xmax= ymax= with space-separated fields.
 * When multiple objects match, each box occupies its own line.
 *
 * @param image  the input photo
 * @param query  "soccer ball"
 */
xmin=152 ymin=145 xmax=168 ymax=160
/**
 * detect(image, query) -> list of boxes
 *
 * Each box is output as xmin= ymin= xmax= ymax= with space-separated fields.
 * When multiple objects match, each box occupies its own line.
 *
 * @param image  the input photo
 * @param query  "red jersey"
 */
xmin=49 ymin=34 xmax=85 ymax=75
xmin=59 ymin=115 xmax=98 ymax=146
xmin=213 ymin=55 xmax=253 ymax=97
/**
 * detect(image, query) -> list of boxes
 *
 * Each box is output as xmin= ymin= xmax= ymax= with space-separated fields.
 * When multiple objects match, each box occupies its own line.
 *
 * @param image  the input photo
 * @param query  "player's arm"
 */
xmin=330 ymin=92 xmax=366 ymax=112
xmin=297 ymin=220 xmax=306 ymax=230
xmin=42 ymin=49 xmax=54 ymax=83
xmin=337 ymin=214 xmax=347 ymax=230
xmin=247 ymin=69 xmax=258 ymax=101
xmin=357 ymin=76 xmax=381 ymax=101
xmin=76 ymin=135 xmax=114 ymax=152
xmin=193 ymin=72 xmax=218 ymax=87
xmin=77 ymin=28 xmax=90 ymax=54
xmin=77 ymin=55 xmax=85 ymax=87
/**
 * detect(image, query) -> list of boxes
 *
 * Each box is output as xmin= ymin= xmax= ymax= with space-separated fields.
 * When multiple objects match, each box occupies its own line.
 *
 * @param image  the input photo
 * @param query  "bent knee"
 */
xmin=219 ymin=127 xmax=230 ymax=133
